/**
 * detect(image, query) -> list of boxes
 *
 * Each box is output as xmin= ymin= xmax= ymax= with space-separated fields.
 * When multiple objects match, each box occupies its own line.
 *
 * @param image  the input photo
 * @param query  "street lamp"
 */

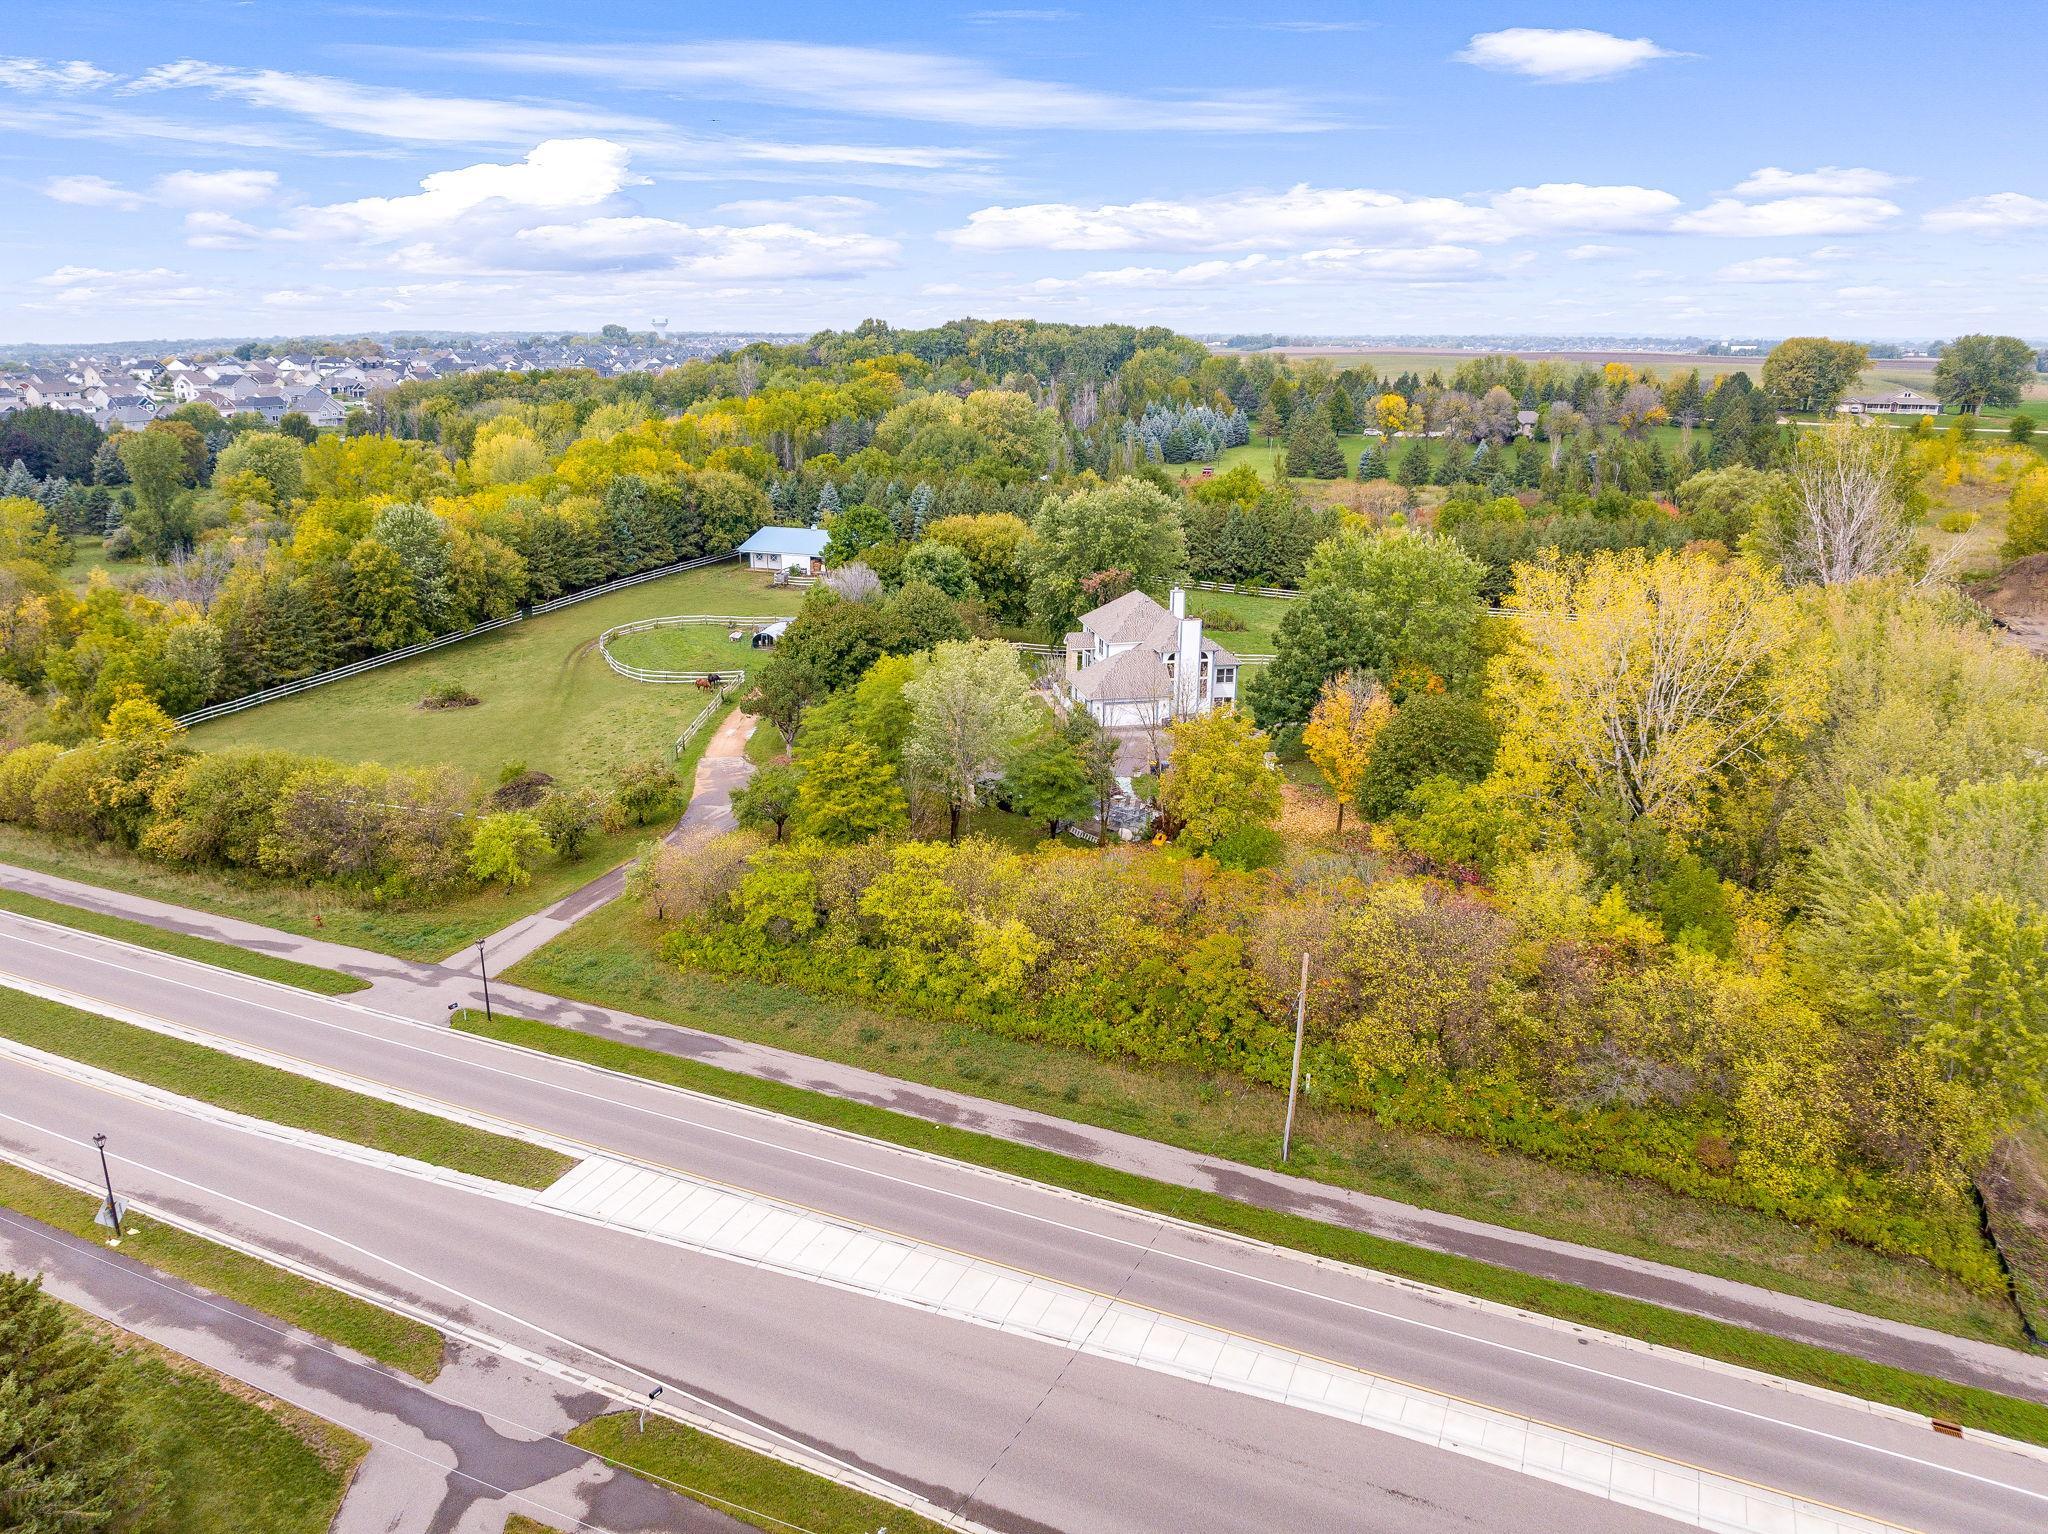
xmin=475 ymin=939 xmax=494 ymax=1022
xmin=91 ymin=1132 xmax=122 ymax=1242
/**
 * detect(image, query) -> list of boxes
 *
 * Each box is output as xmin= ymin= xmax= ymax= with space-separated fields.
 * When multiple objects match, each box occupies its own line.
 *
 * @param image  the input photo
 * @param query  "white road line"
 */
xmin=2 ymin=928 xmax=2043 ymax=1499
xmin=0 ymin=1082 xmax=944 ymax=1522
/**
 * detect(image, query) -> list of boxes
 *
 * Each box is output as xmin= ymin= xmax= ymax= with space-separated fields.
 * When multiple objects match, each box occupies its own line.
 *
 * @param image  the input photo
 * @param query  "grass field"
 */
xmin=0 ymin=882 xmax=368 ymax=994
xmin=499 ymin=899 xmax=2026 ymax=1349
xmin=0 ymin=1158 xmax=443 ymax=1376
xmin=460 ymin=1002 xmax=2048 ymax=1444
xmin=0 ymin=984 xmax=573 ymax=1188
xmin=86 ymin=1309 xmax=366 ymax=1534
xmin=570 ymin=1413 xmax=953 ymax=1534
xmin=189 ymin=562 xmax=799 ymax=785
xmin=604 ymin=619 xmax=772 ymax=677
xmin=1182 ymin=589 xmax=1294 ymax=650
xmin=58 ymin=534 xmax=120 ymax=589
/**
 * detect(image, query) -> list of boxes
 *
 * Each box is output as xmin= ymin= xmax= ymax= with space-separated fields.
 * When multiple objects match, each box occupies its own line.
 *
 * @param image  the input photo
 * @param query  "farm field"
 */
xmin=190 ymin=561 xmax=798 ymax=784
xmin=1183 ymin=589 xmax=1293 ymax=650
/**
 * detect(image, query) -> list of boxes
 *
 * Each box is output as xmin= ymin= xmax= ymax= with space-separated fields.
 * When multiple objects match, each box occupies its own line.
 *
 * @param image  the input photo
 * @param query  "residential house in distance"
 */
xmin=1837 ymin=389 xmax=1941 ymax=416
xmin=735 ymin=525 xmax=829 ymax=577
xmin=1063 ymin=586 xmax=1238 ymax=728
xmin=287 ymin=387 xmax=347 ymax=430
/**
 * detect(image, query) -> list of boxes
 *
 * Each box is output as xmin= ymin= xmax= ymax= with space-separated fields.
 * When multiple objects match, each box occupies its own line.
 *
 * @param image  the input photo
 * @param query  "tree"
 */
xmin=1157 ymin=705 xmax=1282 ymax=860
xmin=2003 ymin=468 xmax=2048 ymax=559
xmin=1395 ymin=443 xmax=1430 ymax=489
xmin=1356 ymin=691 xmax=1498 ymax=820
xmin=732 ymin=760 xmax=803 ymax=842
xmin=899 ymin=540 xmax=978 ymax=601
xmin=1762 ymin=337 xmax=1870 ymax=413
xmin=1003 ymin=724 xmax=1095 ymax=838
xmin=114 ymin=427 xmax=196 ymax=557
xmin=1282 ymin=409 xmax=1346 ymax=479
xmin=0 ymin=1271 xmax=155 ymax=1532
xmin=1371 ymin=392 xmax=1417 ymax=441
xmin=533 ymin=785 xmax=603 ymax=856
xmin=1245 ymin=530 xmax=1485 ymax=727
xmin=923 ymin=512 xmax=1031 ymax=622
xmin=902 ymin=639 xmax=1039 ymax=841
xmin=466 ymin=810 xmax=552 ymax=888
xmin=1764 ymin=418 xmax=1920 ymax=585
xmin=1934 ymin=334 xmax=2035 ymax=415
xmin=1491 ymin=549 xmax=1829 ymax=830
xmin=1301 ymin=670 xmax=1389 ymax=831
xmin=794 ymin=738 xmax=907 ymax=844
xmin=1800 ymin=773 xmax=2048 ymax=1131
xmin=1024 ymin=481 xmax=1188 ymax=637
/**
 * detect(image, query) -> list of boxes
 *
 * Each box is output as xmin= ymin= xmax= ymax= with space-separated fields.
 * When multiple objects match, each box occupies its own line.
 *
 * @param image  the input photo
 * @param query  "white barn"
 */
xmin=735 ymin=526 xmax=829 ymax=576
xmin=1063 ymin=586 xmax=1238 ymax=728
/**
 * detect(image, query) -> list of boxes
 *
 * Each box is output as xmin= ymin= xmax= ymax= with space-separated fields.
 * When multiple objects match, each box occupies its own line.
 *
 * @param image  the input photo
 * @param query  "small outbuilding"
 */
xmin=752 ymin=619 xmax=790 ymax=648
xmin=735 ymin=526 xmax=829 ymax=576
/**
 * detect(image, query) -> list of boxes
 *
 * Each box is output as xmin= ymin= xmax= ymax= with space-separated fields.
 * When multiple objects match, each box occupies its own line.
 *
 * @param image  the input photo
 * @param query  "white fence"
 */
xmin=175 ymin=552 xmax=742 ymax=726
xmin=1185 ymin=578 xmax=1302 ymax=600
xmin=597 ymin=614 xmax=776 ymax=685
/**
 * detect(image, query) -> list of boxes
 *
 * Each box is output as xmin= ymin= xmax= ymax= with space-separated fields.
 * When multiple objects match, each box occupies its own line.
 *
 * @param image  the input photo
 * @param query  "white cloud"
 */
xmin=1490 ymin=183 xmax=1679 ymax=231
xmin=24 ymin=264 xmax=224 ymax=310
xmin=295 ymin=139 xmax=643 ymax=242
xmin=945 ymin=181 xmax=1681 ymax=253
xmin=1030 ymin=244 xmax=1483 ymax=293
xmin=1715 ymin=256 xmax=1827 ymax=284
xmin=1566 ymin=243 xmax=1628 ymax=261
xmin=153 ymin=169 xmax=280 ymax=207
xmin=1922 ymin=192 xmax=2048 ymax=232
xmin=127 ymin=57 xmax=988 ymax=175
xmin=43 ymin=174 xmax=146 ymax=210
xmin=510 ymin=216 xmax=898 ymax=279
xmin=444 ymin=39 xmax=1335 ymax=132
xmin=1675 ymin=195 xmax=1900 ymax=236
xmin=0 ymin=57 xmax=114 ymax=92
xmin=711 ymin=195 xmax=876 ymax=225
xmin=1731 ymin=166 xmax=1905 ymax=198
xmin=43 ymin=167 xmax=280 ymax=214
xmin=1455 ymin=28 xmax=1680 ymax=84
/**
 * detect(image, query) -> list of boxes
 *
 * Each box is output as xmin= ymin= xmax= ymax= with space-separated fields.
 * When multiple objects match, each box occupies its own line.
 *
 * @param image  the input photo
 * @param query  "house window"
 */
xmin=1216 ymin=667 xmax=1236 ymax=686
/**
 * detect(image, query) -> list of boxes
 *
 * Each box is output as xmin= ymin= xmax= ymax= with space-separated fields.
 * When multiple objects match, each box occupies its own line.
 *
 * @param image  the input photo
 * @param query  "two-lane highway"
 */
xmin=4 ymin=910 xmax=2047 ymax=1532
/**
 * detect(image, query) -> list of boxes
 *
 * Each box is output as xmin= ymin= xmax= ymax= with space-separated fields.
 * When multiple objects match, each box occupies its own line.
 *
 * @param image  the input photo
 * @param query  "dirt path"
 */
xmin=450 ymin=708 xmax=761 ymax=973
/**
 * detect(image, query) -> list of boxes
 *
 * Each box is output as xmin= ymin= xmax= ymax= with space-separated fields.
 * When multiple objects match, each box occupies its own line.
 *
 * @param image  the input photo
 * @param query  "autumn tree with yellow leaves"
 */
xmin=1489 ymin=549 xmax=1831 ymax=833
xmin=1301 ymin=669 xmax=1391 ymax=831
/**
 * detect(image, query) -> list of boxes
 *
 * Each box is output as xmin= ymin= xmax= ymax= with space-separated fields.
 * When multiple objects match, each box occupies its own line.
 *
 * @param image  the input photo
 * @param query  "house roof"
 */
xmin=1069 ymin=645 xmax=1171 ymax=705
xmin=735 ymin=526 xmax=830 ymax=557
xmin=1075 ymin=587 xmax=1238 ymax=664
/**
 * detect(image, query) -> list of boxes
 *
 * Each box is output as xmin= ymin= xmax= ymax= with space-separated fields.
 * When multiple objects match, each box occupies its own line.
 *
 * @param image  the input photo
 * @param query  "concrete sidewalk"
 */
xmin=2 ymin=852 xmax=2044 ymax=1405
xmin=0 ymin=1206 xmax=744 ymax=1534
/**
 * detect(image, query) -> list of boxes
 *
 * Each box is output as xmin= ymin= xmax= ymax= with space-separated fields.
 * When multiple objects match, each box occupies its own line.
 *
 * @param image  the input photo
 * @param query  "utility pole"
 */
xmin=91 ymin=1132 xmax=123 ymax=1243
xmin=1281 ymin=952 xmax=1308 ymax=1163
xmin=476 ymin=939 xmax=494 ymax=1023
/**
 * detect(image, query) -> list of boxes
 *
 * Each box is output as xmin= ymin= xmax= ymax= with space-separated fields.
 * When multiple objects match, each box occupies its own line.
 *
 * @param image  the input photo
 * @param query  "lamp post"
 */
xmin=475 ymin=939 xmax=494 ymax=1023
xmin=91 ymin=1132 xmax=122 ymax=1242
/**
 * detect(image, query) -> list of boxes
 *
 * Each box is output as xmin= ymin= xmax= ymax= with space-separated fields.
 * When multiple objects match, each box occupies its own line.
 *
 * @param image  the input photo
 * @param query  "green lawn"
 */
xmin=1183 ymin=590 xmax=1294 ymax=651
xmin=190 ymin=563 xmax=799 ymax=785
xmin=0 ymin=1159 xmax=443 ymax=1377
xmin=58 ymin=534 xmax=120 ymax=590
xmin=458 ymin=1003 xmax=2048 ymax=1446
xmin=90 ymin=1311 xmax=366 ymax=1534
xmin=604 ymin=620 xmax=769 ymax=677
xmin=0 ymin=882 xmax=368 ymax=994
xmin=0 ymin=984 xmax=573 ymax=1189
xmin=500 ymin=899 xmax=2027 ymax=1350
xmin=569 ymin=1412 xmax=953 ymax=1534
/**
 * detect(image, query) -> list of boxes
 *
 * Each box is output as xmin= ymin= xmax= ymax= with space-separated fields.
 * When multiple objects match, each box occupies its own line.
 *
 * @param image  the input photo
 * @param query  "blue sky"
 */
xmin=3 ymin=2 xmax=2042 ymax=344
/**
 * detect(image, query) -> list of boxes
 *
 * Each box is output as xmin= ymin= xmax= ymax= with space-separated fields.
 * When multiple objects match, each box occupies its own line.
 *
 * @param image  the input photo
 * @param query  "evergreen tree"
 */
xmin=0 ymin=1272 xmax=155 ymax=1532
xmin=813 ymin=479 xmax=841 ymax=526
xmin=1 ymin=460 xmax=36 ymax=500
xmin=1396 ymin=445 xmax=1430 ymax=489
xmin=1355 ymin=443 xmax=1385 ymax=481
xmin=908 ymin=481 xmax=935 ymax=535
xmin=1283 ymin=410 xmax=1346 ymax=479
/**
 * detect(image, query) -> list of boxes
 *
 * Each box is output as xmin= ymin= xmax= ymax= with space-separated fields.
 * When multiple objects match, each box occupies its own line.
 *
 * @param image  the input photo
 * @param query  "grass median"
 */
xmin=568 ymin=1412 xmax=953 ymax=1534
xmin=79 ymin=1308 xmax=369 ymax=1534
xmin=0 ymin=882 xmax=369 ymax=995
xmin=0 ymin=985 xmax=574 ymax=1190
xmin=457 ymin=1005 xmax=2048 ymax=1449
xmin=0 ymin=1160 xmax=444 ymax=1378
